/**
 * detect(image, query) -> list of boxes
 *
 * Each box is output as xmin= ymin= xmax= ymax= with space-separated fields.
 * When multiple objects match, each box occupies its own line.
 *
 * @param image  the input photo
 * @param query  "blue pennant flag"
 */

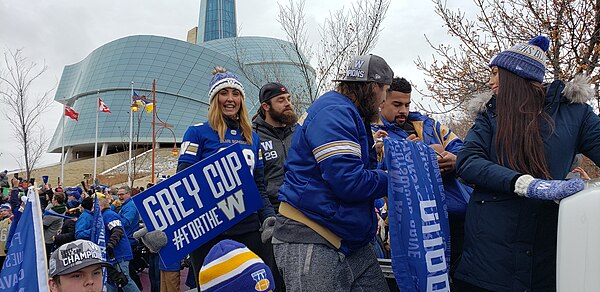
xmin=0 ymin=187 xmax=49 ymax=291
xmin=385 ymin=139 xmax=451 ymax=292
xmin=90 ymin=194 xmax=107 ymax=285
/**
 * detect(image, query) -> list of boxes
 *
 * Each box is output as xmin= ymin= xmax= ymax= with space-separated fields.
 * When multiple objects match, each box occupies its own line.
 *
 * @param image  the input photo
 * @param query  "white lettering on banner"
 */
xmin=0 ymin=269 xmax=25 ymax=289
xmin=204 ymin=152 xmax=243 ymax=199
xmin=2 ymin=251 xmax=23 ymax=269
xmin=142 ymin=174 xmax=205 ymax=230
xmin=217 ymin=190 xmax=246 ymax=220
xmin=420 ymin=199 xmax=449 ymax=291
xmin=183 ymin=173 xmax=203 ymax=209
xmin=171 ymin=207 xmax=223 ymax=250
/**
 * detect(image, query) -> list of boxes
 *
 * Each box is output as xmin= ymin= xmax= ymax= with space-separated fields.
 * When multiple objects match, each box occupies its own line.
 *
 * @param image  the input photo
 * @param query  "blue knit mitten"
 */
xmin=514 ymin=175 xmax=585 ymax=200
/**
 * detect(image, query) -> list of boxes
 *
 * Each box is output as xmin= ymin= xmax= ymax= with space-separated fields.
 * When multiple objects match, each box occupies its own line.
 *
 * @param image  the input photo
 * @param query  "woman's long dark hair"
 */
xmin=495 ymin=67 xmax=553 ymax=179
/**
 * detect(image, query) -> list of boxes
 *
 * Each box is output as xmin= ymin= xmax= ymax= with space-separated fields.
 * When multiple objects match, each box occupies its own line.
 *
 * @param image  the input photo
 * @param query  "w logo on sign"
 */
xmin=354 ymin=60 xmax=365 ymax=69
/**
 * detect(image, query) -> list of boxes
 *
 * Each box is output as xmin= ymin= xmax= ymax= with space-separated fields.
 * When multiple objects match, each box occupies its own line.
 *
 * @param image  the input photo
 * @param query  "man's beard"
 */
xmin=269 ymin=107 xmax=298 ymax=125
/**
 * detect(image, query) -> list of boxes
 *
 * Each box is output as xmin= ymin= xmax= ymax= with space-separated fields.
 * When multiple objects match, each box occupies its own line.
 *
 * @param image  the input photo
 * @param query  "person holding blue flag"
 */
xmin=454 ymin=35 xmax=600 ymax=291
xmin=48 ymin=239 xmax=112 ymax=292
xmin=372 ymin=77 xmax=472 ymax=278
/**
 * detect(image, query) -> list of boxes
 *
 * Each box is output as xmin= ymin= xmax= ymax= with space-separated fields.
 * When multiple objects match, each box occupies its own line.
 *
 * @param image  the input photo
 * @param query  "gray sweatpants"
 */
xmin=273 ymin=242 xmax=389 ymax=292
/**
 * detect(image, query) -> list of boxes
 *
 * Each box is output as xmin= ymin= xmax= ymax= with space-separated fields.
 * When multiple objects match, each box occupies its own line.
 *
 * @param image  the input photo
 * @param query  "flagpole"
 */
xmin=129 ymin=81 xmax=133 ymax=188
xmin=152 ymin=79 xmax=156 ymax=184
xmin=61 ymin=102 xmax=66 ymax=186
xmin=94 ymin=90 xmax=99 ymax=183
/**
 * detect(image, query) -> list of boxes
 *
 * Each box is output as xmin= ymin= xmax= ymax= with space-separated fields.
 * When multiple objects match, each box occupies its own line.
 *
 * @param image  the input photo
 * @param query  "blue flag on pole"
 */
xmin=90 ymin=194 xmax=107 ymax=286
xmin=0 ymin=187 xmax=49 ymax=291
xmin=385 ymin=139 xmax=451 ymax=292
xmin=91 ymin=194 xmax=106 ymax=259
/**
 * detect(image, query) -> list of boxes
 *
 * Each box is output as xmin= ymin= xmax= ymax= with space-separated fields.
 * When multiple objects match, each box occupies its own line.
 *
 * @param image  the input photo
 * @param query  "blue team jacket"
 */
xmin=278 ymin=91 xmax=388 ymax=255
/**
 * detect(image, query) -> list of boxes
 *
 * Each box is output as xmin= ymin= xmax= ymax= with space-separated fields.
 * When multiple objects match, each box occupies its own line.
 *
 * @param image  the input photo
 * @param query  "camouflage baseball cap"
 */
xmin=334 ymin=54 xmax=394 ymax=85
xmin=48 ymin=239 xmax=111 ymax=277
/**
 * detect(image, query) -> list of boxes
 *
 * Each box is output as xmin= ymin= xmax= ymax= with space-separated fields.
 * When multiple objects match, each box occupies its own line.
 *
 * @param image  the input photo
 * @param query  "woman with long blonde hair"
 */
xmin=175 ymin=67 xmax=275 ymax=287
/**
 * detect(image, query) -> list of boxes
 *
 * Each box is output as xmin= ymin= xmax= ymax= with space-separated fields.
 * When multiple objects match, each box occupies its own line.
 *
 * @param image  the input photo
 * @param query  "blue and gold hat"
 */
xmin=208 ymin=67 xmax=245 ymax=102
xmin=489 ymin=35 xmax=550 ymax=83
xmin=199 ymin=239 xmax=274 ymax=292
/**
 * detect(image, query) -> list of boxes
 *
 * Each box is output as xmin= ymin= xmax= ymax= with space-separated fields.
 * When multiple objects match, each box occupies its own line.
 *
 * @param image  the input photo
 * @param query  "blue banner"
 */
xmin=91 ymin=195 xmax=106 ymax=260
xmin=0 ymin=187 xmax=49 ymax=291
xmin=132 ymin=144 xmax=263 ymax=266
xmin=385 ymin=139 xmax=451 ymax=292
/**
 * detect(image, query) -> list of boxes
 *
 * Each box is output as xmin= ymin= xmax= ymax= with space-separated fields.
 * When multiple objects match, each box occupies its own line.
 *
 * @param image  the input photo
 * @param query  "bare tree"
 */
xmin=316 ymin=0 xmax=390 ymax=93
xmin=416 ymin=0 xmax=600 ymax=110
xmin=278 ymin=0 xmax=318 ymax=104
xmin=0 ymin=49 xmax=53 ymax=180
xmin=274 ymin=0 xmax=390 ymax=103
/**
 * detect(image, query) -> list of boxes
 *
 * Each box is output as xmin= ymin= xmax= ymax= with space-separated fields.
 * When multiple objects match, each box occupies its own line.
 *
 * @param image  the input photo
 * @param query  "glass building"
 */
xmin=48 ymin=35 xmax=315 ymax=158
xmin=198 ymin=0 xmax=237 ymax=43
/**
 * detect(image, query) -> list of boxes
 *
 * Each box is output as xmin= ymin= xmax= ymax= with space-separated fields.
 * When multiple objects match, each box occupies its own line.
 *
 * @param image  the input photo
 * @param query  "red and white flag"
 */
xmin=64 ymin=105 xmax=79 ymax=121
xmin=98 ymin=98 xmax=111 ymax=113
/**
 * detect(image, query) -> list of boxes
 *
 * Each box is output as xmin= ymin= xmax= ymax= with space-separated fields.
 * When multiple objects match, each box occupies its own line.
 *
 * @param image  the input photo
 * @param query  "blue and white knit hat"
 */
xmin=199 ymin=239 xmax=275 ymax=292
xmin=489 ymin=35 xmax=550 ymax=83
xmin=208 ymin=67 xmax=245 ymax=101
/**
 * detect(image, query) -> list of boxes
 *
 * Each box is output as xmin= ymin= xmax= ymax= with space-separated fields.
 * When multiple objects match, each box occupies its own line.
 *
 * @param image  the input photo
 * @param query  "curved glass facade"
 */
xmin=48 ymin=35 xmax=315 ymax=155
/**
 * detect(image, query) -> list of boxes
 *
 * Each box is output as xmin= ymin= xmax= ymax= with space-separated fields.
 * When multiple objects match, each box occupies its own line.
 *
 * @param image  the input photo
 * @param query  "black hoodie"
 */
xmin=252 ymin=115 xmax=295 ymax=212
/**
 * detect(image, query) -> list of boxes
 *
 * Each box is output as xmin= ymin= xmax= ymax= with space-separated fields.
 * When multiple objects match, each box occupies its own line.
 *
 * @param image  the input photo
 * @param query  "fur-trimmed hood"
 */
xmin=467 ymin=75 xmax=594 ymax=116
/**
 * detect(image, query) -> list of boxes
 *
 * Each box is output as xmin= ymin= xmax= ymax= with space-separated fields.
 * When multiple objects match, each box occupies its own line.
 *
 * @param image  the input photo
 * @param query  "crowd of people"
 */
xmin=2 ymin=33 xmax=600 ymax=292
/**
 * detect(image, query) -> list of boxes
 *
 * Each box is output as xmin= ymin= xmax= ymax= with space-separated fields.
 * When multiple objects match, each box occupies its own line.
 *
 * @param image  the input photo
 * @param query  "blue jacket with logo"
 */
xmin=455 ymin=78 xmax=600 ymax=291
xmin=118 ymin=198 xmax=140 ymax=246
xmin=278 ymin=91 xmax=388 ymax=255
xmin=103 ymin=209 xmax=133 ymax=264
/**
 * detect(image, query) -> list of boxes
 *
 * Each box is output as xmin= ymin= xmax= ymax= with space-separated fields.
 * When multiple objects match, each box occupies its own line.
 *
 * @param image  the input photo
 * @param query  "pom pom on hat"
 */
xmin=199 ymin=239 xmax=275 ymax=292
xmin=489 ymin=35 xmax=549 ymax=83
xmin=208 ymin=66 xmax=245 ymax=102
xmin=528 ymin=35 xmax=550 ymax=53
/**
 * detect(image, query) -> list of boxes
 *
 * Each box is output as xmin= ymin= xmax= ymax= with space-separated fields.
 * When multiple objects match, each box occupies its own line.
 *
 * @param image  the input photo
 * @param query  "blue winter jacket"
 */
xmin=278 ymin=91 xmax=388 ymax=255
xmin=103 ymin=209 xmax=133 ymax=264
xmin=118 ymin=198 xmax=140 ymax=246
xmin=74 ymin=209 xmax=94 ymax=240
xmin=455 ymin=78 xmax=600 ymax=291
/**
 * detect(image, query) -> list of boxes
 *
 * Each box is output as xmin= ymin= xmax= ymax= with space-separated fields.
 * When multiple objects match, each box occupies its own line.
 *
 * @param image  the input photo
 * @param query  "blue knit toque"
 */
xmin=208 ymin=67 xmax=245 ymax=102
xmin=489 ymin=35 xmax=550 ymax=82
xmin=199 ymin=239 xmax=275 ymax=292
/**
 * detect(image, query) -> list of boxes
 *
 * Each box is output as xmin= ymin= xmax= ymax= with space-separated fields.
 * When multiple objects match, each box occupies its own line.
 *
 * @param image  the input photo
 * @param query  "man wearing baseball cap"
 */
xmin=252 ymin=82 xmax=298 ymax=291
xmin=48 ymin=239 xmax=112 ymax=292
xmin=272 ymin=54 xmax=393 ymax=291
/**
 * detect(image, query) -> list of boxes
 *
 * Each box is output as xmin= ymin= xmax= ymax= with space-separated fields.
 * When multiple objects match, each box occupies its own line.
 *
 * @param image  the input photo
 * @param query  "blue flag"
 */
xmin=385 ymin=139 xmax=451 ymax=292
xmin=0 ymin=187 xmax=49 ymax=291
xmin=132 ymin=144 xmax=263 ymax=266
xmin=91 ymin=195 xmax=106 ymax=255
xmin=90 ymin=194 xmax=107 ymax=285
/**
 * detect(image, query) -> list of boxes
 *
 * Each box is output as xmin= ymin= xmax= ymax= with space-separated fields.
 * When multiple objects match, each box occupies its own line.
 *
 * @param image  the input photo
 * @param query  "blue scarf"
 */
xmin=385 ymin=139 xmax=451 ymax=291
